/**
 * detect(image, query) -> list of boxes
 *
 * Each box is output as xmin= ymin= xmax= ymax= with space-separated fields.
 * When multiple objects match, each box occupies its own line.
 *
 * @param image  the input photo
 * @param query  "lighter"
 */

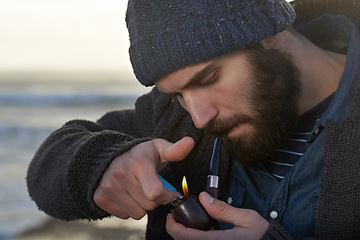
xmin=157 ymin=173 xmax=213 ymax=230
xmin=157 ymin=136 xmax=222 ymax=230
xmin=157 ymin=173 xmax=183 ymax=207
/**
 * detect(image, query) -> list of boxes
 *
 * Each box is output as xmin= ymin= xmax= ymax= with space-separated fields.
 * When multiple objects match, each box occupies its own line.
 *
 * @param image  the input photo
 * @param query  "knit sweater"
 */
xmin=27 ymin=88 xmax=226 ymax=238
xmin=27 ymin=1 xmax=360 ymax=239
xmin=27 ymin=76 xmax=360 ymax=240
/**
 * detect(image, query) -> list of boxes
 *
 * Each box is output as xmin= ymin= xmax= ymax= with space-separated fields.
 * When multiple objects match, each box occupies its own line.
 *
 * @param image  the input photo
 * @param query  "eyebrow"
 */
xmin=179 ymin=61 xmax=218 ymax=90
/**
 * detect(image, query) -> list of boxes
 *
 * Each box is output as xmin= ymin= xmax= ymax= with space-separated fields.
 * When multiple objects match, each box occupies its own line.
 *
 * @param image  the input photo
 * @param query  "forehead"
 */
xmin=155 ymin=49 xmax=248 ymax=92
xmin=155 ymin=60 xmax=213 ymax=92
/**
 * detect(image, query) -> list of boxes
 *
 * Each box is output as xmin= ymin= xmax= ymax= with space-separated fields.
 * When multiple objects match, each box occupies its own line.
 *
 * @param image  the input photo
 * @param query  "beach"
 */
xmin=0 ymin=2 xmax=150 ymax=239
xmin=0 ymin=72 xmax=148 ymax=240
xmin=13 ymin=217 xmax=147 ymax=240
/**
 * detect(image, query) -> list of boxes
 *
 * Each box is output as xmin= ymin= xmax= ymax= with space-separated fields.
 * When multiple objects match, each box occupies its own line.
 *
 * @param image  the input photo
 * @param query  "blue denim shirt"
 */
xmin=217 ymin=14 xmax=360 ymax=239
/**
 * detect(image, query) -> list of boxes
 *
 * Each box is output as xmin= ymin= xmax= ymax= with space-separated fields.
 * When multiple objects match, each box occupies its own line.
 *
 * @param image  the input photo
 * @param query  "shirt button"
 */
xmin=227 ymin=197 xmax=233 ymax=204
xmin=314 ymin=127 xmax=320 ymax=135
xmin=270 ymin=210 xmax=278 ymax=219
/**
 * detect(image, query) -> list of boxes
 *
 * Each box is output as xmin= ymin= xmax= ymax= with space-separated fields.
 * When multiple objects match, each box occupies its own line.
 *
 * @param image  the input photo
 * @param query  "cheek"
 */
xmin=217 ymin=85 xmax=254 ymax=116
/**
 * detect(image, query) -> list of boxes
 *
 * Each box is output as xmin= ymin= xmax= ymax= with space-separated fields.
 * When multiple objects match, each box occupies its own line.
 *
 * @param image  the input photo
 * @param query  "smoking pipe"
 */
xmin=206 ymin=136 xmax=221 ymax=198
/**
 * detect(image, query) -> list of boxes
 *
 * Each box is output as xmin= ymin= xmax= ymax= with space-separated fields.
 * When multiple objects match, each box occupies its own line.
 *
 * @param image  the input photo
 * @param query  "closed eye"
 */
xmin=200 ymin=71 xmax=217 ymax=86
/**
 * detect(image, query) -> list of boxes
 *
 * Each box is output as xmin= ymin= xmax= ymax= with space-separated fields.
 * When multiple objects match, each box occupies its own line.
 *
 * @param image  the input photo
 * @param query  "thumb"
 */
xmin=200 ymin=192 xmax=270 ymax=238
xmin=157 ymin=136 xmax=195 ymax=163
xmin=199 ymin=191 xmax=243 ymax=225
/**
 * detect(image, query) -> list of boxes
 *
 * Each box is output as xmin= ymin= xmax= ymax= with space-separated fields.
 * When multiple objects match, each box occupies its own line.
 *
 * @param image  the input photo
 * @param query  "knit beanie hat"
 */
xmin=126 ymin=0 xmax=296 ymax=87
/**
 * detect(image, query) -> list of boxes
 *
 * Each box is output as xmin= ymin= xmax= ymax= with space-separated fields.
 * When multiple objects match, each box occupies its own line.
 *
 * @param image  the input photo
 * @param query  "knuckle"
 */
xmin=145 ymin=185 xmax=163 ymax=201
xmin=242 ymin=209 xmax=261 ymax=225
xmin=115 ymin=211 xmax=130 ymax=220
xmin=130 ymin=158 xmax=146 ymax=172
xmin=216 ymin=201 xmax=233 ymax=217
xmin=114 ymin=153 xmax=144 ymax=176
xmin=93 ymin=190 xmax=105 ymax=206
xmin=132 ymin=210 xmax=147 ymax=220
xmin=245 ymin=209 xmax=259 ymax=218
xmin=100 ymin=179 xmax=117 ymax=196
xmin=112 ymin=165 xmax=129 ymax=180
xmin=143 ymin=201 xmax=159 ymax=211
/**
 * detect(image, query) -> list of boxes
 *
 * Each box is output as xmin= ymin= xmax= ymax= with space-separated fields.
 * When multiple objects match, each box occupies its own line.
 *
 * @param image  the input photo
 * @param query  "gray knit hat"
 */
xmin=126 ymin=0 xmax=296 ymax=87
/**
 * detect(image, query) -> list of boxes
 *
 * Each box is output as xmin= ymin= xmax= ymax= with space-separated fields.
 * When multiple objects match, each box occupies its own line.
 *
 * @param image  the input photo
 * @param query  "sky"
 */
xmin=0 ymin=0 xmax=132 ymax=72
xmin=0 ymin=0 xmax=294 ymax=73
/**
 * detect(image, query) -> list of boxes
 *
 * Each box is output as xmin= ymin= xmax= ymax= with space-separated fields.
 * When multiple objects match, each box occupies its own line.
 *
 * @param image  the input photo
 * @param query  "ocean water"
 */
xmin=0 ymin=72 xmax=148 ymax=240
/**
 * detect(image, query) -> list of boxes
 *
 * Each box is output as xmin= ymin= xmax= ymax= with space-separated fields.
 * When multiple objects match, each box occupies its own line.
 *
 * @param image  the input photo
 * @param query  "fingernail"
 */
xmin=201 ymin=192 xmax=214 ymax=204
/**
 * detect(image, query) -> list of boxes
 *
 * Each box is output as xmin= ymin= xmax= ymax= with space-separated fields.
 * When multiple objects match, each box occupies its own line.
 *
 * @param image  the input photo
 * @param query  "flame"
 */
xmin=182 ymin=176 xmax=188 ymax=199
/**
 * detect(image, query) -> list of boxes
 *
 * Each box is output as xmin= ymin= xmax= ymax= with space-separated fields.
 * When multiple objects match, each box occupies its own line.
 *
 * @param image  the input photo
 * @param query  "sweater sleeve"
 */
xmin=26 ymin=87 xmax=188 ymax=221
xmin=262 ymin=220 xmax=295 ymax=240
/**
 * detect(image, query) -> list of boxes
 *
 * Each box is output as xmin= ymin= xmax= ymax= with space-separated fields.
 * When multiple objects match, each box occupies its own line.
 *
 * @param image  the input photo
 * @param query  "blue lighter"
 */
xmin=157 ymin=173 xmax=184 ymax=206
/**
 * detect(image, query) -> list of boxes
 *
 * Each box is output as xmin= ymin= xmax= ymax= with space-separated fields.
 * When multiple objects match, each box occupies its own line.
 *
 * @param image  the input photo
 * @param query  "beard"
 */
xmin=205 ymin=43 xmax=301 ymax=166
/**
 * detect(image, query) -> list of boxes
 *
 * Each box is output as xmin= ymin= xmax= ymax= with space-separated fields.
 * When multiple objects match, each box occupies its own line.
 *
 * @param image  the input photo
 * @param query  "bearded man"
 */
xmin=27 ymin=0 xmax=360 ymax=239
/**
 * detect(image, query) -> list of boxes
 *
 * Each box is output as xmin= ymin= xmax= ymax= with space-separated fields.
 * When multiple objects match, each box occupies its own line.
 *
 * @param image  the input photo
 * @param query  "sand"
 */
xmin=13 ymin=216 xmax=147 ymax=240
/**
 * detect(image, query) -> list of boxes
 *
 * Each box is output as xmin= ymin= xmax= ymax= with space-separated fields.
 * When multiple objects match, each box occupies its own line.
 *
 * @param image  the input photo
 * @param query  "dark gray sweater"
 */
xmin=27 ymin=82 xmax=360 ymax=239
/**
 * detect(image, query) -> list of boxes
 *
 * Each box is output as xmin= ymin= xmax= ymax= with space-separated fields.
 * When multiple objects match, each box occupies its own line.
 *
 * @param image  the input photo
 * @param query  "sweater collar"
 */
xmin=296 ymin=14 xmax=360 ymax=123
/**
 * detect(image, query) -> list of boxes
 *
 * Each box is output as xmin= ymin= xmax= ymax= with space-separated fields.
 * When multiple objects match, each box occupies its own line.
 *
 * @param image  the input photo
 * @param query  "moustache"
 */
xmin=205 ymin=114 xmax=255 ymax=136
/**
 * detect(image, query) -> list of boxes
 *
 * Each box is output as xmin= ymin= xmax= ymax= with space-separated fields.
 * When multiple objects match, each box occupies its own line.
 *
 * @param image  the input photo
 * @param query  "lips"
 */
xmin=224 ymin=126 xmax=237 ymax=139
xmin=224 ymin=123 xmax=250 ymax=139
xmin=206 ymin=115 xmax=254 ymax=138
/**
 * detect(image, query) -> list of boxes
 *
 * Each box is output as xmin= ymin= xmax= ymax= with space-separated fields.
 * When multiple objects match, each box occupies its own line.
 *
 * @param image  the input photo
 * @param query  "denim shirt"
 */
xmin=217 ymin=14 xmax=360 ymax=239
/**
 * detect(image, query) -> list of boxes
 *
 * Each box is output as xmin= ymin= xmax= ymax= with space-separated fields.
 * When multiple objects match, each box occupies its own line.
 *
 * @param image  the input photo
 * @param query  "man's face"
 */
xmin=156 ymin=43 xmax=301 ymax=165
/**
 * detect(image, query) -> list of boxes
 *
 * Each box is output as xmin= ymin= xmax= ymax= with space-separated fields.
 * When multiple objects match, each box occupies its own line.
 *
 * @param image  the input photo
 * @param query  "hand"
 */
xmin=166 ymin=192 xmax=270 ymax=240
xmin=94 ymin=137 xmax=194 ymax=220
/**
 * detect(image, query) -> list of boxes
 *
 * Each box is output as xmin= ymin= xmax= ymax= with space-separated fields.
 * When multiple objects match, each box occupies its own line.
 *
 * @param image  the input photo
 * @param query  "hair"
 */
xmin=219 ymin=43 xmax=302 ymax=166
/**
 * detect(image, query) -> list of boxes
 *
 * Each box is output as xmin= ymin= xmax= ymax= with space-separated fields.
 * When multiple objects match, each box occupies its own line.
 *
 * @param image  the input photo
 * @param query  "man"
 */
xmin=27 ymin=0 xmax=360 ymax=239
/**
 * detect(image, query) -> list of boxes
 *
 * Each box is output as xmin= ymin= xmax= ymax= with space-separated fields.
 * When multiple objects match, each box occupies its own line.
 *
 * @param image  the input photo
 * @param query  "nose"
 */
xmin=180 ymin=92 xmax=218 ymax=129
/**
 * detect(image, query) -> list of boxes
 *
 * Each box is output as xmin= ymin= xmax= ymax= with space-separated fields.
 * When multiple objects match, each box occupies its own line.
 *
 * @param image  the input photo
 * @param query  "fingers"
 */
xmin=131 ymin=137 xmax=194 ymax=203
xmin=199 ymin=192 xmax=240 ymax=225
xmin=166 ymin=193 xmax=270 ymax=240
xmin=94 ymin=167 xmax=157 ymax=219
xmin=94 ymin=137 xmax=194 ymax=220
xmin=95 ymin=159 xmax=174 ymax=219
xmin=167 ymin=212 xmax=265 ymax=240
xmin=133 ymin=137 xmax=194 ymax=202
xmin=130 ymin=157 xmax=177 ymax=204
xmin=199 ymin=192 xmax=270 ymax=234
xmin=166 ymin=214 xmax=222 ymax=240
xmin=94 ymin=188 xmax=145 ymax=220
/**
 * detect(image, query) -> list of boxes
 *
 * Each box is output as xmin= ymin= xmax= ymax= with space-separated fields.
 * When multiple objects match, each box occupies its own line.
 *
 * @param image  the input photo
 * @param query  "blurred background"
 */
xmin=0 ymin=0 xmax=148 ymax=239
